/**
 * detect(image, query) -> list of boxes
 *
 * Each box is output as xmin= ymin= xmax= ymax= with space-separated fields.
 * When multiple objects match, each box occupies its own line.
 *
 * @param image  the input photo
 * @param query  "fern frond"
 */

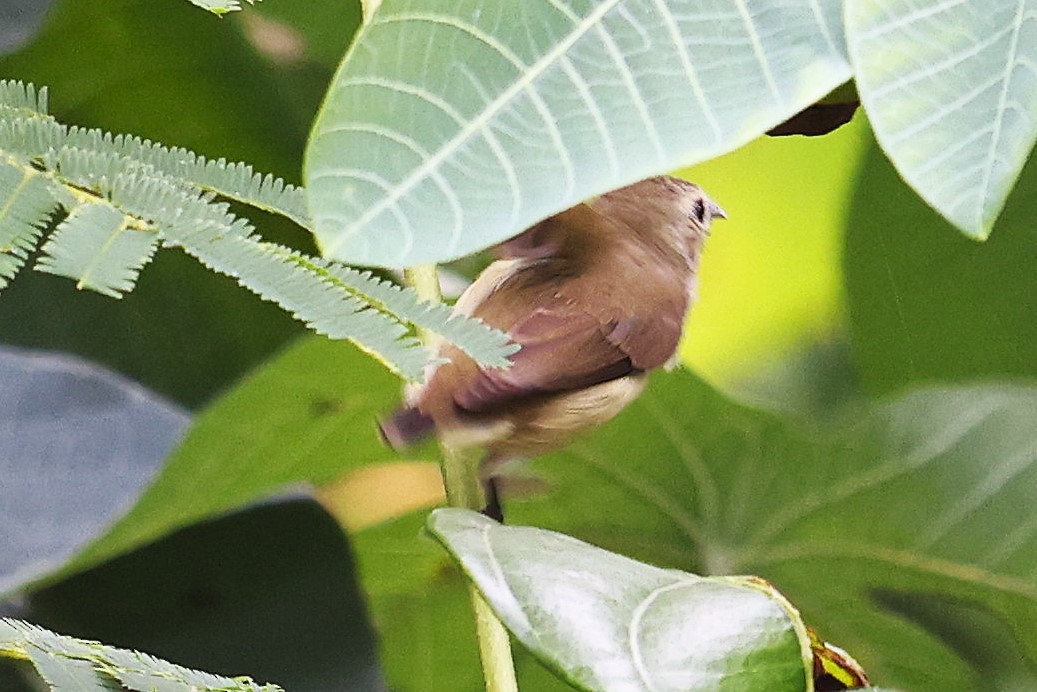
xmin=36 ymin=201 xmax=158 ymax=298
xmin=0 ymin=161 xmax=58 ymax=291
xmin=0 ymin=80 xmax=47 ymax=114
xmin=1 ymin=618 xmax=283 ymax=692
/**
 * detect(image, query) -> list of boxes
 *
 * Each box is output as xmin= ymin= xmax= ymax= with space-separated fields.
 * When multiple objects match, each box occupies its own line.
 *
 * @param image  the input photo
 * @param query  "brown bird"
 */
xmin=380 ymin=175 xmax=724 ymax=517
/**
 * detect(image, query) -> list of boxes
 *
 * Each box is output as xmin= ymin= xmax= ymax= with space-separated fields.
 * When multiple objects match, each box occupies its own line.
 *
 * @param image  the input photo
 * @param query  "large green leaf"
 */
xmin=428 ymin=509 xmax=810 ymax=692
xmin=0 ymin=346 xmax=188 ymax=598
xmin=846 ymin=0 xmax=1037 ymax=238
xmin=305 ymin=0 xmax=851 ymax=267
xmin=12 ymin=328 xmax=1034 ymax=690
xmin=504 ymin=372 xmax=1037 ymax=691
xmin=844 ymin=137 xmax=1037 ymax=394
xmin=32 ymin=335 xmax=403 ymax=585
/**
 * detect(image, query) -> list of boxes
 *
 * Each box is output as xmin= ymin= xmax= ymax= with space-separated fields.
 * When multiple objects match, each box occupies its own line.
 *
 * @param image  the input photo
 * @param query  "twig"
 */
xmin=403 ymin=263 xmax=519 ymax=692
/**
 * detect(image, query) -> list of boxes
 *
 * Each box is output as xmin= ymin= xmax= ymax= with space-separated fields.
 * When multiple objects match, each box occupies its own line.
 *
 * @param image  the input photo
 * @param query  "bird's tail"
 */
xmin=379 ymin=406 xmax=435 ymax=450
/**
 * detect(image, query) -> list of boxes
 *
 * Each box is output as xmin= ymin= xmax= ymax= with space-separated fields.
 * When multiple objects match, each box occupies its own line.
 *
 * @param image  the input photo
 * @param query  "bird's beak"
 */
xmin=710 ymin=201 xmax=728 ymax=220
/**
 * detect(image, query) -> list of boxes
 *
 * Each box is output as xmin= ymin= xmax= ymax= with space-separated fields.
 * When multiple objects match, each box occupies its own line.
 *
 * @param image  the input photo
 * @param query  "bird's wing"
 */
xmin=604 ymin=295 xmax=688 ymax=371
xmin=452 ymin=299 xmax=682 ymax=414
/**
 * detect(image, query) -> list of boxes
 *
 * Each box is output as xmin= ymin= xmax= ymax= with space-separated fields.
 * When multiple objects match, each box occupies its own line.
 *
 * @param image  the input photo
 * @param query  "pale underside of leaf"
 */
xmin=306 ymin=0 xmax=852 ymax=267
xmin=847 ymin=0 xmax=1037 ymax=238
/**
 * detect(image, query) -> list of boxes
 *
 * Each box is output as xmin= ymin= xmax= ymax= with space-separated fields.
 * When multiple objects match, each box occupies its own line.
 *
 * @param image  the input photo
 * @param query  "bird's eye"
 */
xmin=690 ymin=198 xmax=707 ymax=223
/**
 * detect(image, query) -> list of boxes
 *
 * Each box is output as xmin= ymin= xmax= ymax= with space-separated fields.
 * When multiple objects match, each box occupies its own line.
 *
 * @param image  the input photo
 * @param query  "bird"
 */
xmin=380 ymin=175 xmax=725 ymax=518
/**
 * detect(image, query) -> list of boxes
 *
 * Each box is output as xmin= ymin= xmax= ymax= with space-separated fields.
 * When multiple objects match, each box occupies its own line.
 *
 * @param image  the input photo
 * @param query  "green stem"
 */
xmin=403 ymin=263 xmax=519 ymax=692
xmin=471 ymin=590 xmax=520 ymax=692
xmin=402 ymin=264 xmax=444 ymax=351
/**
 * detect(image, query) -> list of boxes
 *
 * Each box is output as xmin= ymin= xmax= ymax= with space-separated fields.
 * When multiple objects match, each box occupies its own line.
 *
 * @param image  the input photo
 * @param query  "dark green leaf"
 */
xmin=56 ymin=335 xmax=402 ymax=580
xmin=872 ymin=590 xmax=1037 ymax=691
xmin=844 ymin=138 xmax=1037 ymax=394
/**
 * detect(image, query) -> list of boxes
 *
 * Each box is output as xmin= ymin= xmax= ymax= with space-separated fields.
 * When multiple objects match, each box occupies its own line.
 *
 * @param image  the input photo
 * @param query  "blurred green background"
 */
xmin=2 ymin=0 xmax=1035 ymax=690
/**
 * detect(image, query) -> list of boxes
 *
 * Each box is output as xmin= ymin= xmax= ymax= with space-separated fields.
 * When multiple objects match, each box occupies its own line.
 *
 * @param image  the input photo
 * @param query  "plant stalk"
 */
xmin=403 ymin=264 xmax=519 ymax=692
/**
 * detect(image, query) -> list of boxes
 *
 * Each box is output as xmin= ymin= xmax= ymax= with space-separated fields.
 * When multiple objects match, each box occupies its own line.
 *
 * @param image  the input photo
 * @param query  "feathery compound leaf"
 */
xmin=0 ymin=80 xmax=47 ymax=115
xmin=0 ymin=79 xmax=514 ymax=375
xmin=104 ymin=170 xmax=426 ymax=374
xmin=107 ymin=170 xmax=430 ymax=376
xmin=0 ymin=161 xmax=58 ymax=292
xmin=0 ymin=84 xmax=305 ymax=226
xmin=321 ymin=263 xmax=519 ymax=367
xmin=175 ymin=226 xmax=430 ymax=379
xmin=97 ymin=647 xmax=274 ymax=692
xmin=25 ymin=649 xmax=120 ymax=691
xmin=62 ymin=126 xmax=307 ymax=225
xmin=36 ymin=201 xmax=159 ymax=298
xmin=186 ymin=0 xmax=260 ymax=16
xmin=0 ymin=109 xmax=66 ymax=164
xmin=266 ymin=248 xmax=519 ymax=367
xmin=1 ymin=618 xmax=283 ymax=691
xmin=3 ymin=619 xmax=120 ymax=691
